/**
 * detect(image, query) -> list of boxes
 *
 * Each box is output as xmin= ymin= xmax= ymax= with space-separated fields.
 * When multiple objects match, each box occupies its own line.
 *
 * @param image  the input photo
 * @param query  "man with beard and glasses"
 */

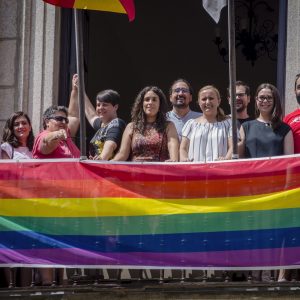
xmin=227 ymin=81 xmax=252 ymax=128
xmin=167 ymin=79 xmax=201 ymax=140
xmin=284 ymin=73 xmax=300 ymax=154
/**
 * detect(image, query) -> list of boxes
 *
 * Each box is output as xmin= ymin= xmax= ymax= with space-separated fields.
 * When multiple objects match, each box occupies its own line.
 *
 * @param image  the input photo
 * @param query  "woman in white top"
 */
xmin=180 ymin=85 xmax=233 ymax=162
xmin=1 ymin=111 xmax=34 ymax=159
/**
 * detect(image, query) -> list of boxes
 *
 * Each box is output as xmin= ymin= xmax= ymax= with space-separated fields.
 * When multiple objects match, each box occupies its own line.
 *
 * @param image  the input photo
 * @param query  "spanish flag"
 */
xmin=43 ymin=0 xmax=135 ymax=21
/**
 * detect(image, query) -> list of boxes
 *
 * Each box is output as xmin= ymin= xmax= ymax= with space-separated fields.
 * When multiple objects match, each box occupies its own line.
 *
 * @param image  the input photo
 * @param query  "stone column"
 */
xmin=285 ymin=0 xmax=300 ymax=114
xmin=0 ymin=0 xmax=61 ymax=135
xmin=0 ymin=0 xmax=19 ymax=131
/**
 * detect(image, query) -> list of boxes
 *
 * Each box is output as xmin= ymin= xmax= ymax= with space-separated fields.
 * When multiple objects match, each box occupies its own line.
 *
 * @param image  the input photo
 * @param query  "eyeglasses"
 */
xmin=173 ymin=87 xmax=190 ymax=94
xmin=49 ymin=116 xmax=69 ymax=123
xmin=257 ymin=95 xmax=273 ymax=103
xmin=236 ymin=92 xmax=246 ymax=98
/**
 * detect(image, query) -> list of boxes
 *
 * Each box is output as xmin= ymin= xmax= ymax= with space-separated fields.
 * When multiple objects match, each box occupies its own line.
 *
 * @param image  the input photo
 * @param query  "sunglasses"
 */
xmin=49 ymin=116 xmax=69 ymax=123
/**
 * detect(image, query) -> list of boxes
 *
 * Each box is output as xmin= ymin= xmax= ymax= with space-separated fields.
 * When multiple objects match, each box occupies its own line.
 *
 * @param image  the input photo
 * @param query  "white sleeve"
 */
xmin=1 ymin=142 xmax=13 ymax=159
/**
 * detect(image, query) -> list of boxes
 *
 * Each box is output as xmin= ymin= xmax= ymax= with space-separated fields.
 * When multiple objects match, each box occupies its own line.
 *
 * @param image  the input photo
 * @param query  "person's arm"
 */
xmin=94 ymin=140 xmax=117 ymax=160
xmin=238 ymin=126 xmax=246 ymax=158
xmin=40 ymin=129 xmax=67 ymax=155
xmin=165 ymin=122 xmax=179 ymax=162
xmin=1 ymin=150 xmax=10 ymax=159
xmin=179 ymin=137 xmax=191 ymax=162
xmin=224 ymin=138 xmax=233 ymax=160
xmin=68 ymin=74 xmax=80 ymax=137
xmin=112 ymin=123 xmax=133 ymax=161
xmin=284 ymin=130 xmax=294 ymax=155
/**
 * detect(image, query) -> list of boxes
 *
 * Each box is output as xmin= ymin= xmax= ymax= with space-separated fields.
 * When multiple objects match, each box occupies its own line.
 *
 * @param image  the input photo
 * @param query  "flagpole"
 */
xmin=74 ymin=9 xmax=87 ymax=159
xmin=228 ymin=0 xmax=238 ymax=159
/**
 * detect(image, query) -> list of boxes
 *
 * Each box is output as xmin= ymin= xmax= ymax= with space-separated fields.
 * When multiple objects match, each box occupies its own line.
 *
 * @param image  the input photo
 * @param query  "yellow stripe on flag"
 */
xmin=74 ymin=0 xmax=126 ymax=13
xmin=1 ymin=188 xmax=300 ymax=217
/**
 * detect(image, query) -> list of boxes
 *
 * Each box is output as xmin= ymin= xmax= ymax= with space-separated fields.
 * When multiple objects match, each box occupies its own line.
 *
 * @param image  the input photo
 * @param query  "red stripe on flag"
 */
xmin=43 ymin=0 xmax=75 ymax=8
xmin=119 ymin=0 xmax=135 ymax=21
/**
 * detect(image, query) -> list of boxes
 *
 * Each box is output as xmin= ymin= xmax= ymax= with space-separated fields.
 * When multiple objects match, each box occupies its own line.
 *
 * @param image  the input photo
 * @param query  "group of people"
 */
xmin=1 ymin=74 xmax=300 ymax=284
xmin=2 ymin=74 xmax=299 ymax=163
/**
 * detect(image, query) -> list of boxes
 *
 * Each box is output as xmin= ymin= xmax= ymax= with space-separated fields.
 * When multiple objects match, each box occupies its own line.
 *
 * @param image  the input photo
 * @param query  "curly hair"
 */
xmin=255 ymin=83 xmax=282 ymax=129
xmin=42 ymin=105 xmax=68 ymax=129
xmin=131 ymin=86 xmax=168 ymax=134
xmin=198 ymin=85 xmax=227 ymax=122
xmin=2 ymin=111 xmax=34 ymax=150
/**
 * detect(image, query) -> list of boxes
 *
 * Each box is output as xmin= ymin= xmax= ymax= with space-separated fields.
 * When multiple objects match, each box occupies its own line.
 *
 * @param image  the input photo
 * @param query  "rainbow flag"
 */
xmin=43 ymin=0 xmax=135 ymax=21
xmin=1 ymin=157 xmax=300 ymax=269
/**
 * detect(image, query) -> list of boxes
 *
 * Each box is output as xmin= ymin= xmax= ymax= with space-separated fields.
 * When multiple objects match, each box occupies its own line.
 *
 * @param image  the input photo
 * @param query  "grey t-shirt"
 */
xmin=166 ymin=110 xmax=201 ymax=140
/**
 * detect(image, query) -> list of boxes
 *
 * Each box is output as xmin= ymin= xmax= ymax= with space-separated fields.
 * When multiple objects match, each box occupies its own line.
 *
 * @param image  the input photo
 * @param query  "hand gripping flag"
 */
xmin=202 ymin=0 xmax=227 ymax=23
xmin=43 ymin=0 xmax=135 ymax=21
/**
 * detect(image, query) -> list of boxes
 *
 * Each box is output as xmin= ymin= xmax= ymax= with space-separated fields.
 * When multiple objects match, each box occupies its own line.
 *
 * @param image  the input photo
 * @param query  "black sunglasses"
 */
xmin=49 ymin=116 xmax=69 ymax=124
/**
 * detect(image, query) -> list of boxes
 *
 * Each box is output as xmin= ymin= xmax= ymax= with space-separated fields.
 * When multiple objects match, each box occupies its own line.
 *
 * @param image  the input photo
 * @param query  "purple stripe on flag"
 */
xmin=1 ymin=247 xmax=300 ymax=268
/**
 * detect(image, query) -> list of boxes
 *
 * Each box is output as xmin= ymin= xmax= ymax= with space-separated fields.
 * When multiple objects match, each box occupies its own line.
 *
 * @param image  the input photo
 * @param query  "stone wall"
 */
xmin=285 ymin=0 xmax=300 ymax=114
xmin=0 ymin=0 xmax=19 ymax=133
xmin=0 ymin=0 xmax=61 ymax=137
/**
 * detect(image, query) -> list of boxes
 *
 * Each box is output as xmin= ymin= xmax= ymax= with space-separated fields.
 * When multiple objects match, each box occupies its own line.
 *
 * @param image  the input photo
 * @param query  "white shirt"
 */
xmin=1 ymin=142 xmax=33 ymax=159
xmin=182 ymin=118 xmax=232 ymax=162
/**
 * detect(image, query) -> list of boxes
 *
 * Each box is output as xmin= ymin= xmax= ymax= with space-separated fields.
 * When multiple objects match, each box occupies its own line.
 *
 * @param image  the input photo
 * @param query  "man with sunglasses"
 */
xmin=284 ymin=73 xmax=300 ymax=154
xmin=227 ymin=80 xmax=252 ymax=127
xmin=32 ymin=100 xmax=80 ymax=159
xmin=167 ymin=79 xmax=201 ymax=140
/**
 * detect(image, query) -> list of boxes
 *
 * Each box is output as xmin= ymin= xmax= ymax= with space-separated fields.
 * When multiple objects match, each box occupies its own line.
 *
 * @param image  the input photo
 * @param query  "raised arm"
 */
xmin=166 ymin=122 xmax=179 ymax=162
xmin=68 ymin=74 xmax=80 ymax=137
xmin=112 ymin=123 xmax=133 ymax=161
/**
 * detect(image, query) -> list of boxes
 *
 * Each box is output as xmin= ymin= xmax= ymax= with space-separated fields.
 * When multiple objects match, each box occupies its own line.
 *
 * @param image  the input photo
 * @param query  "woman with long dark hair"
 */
xmin=1 ymin=111 xmax=34 ymax=159
xmin=113 ymin=86 xmax=179 ymax=162
xmin=239 ymin=83 xmax=294 ymax=158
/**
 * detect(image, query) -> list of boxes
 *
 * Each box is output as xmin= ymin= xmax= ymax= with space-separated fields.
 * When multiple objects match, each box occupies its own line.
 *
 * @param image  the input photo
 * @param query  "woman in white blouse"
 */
xmin=180 ymin=85 xmax=233 ymax=162
xmin=1 ymin=111 xmax=34 ymax=159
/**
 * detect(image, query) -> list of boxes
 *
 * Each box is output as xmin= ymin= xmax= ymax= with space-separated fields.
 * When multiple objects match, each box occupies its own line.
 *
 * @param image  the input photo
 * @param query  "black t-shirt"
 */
xmin=89 ymin=118 xmax=126 ymax=158
xmin=242 ymin=119 xmax=291 ymax=158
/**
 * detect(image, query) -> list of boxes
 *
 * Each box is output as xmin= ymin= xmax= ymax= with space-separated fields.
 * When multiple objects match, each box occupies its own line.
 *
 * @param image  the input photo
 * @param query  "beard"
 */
xmin=236 ymin=103 xmax=247 ymax=113
xmin=173 ymin=103 xmax=189 ymax=109
xmin=296 ymin=95 xmax=300 ymax=105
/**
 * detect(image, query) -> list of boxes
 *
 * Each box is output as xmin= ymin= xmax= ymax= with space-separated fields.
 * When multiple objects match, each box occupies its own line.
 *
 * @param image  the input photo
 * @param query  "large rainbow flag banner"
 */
xmin=1 ymin=157 xmax=300 ymax=270
xmin=43 ymin=0 xmax=135 ymax=21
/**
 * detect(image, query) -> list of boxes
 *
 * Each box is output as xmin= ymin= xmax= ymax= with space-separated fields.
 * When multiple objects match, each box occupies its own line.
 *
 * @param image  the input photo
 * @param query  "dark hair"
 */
xmin=96 ymin=89 xmax=120 ymax=106
xmin=295 ymin=73 xmax=300 ymax=90
xmin=169 ymin=78 xmax=194 ymax=96
xmin=255 ymin=83 xmax=282 ymax=129
xmin=198 ymin=85 xmax=227 ymax=122
xmin=131 ymin=86 xmax=168 ymax=134
xmin=42 ymin=105 xmax=68 ymax=129
xmin=2 ymin=111 xmax=34 ymax=150
xmin=227 ymin=80 xmax=250 ymax=97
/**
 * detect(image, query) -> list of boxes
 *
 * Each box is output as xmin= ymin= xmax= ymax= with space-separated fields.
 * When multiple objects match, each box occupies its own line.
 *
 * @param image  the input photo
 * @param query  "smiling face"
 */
xmin=198 ymin=88 xmax=220 ymax=118
xmin=170 ymin=81 xmax=192 ymax=109
xmin=143 ymin=90 xmax=160 ymax=121
xmin=45 ymin=111 xmax=69 ymax=132
xmin=256 ymin=88 xmax=274 ymax=115
xmin=96 ymin=100 xmax=118 ymax=124
xmin=13 ymin=115 xmax=32 ymax=143
xmin=229 ymin=85 xmax=250 ymax=113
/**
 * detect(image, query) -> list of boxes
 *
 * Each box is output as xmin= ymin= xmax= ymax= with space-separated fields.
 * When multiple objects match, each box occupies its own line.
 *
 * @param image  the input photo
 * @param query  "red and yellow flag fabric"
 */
xmin=43 ymin=0 xmax=135 ymax=21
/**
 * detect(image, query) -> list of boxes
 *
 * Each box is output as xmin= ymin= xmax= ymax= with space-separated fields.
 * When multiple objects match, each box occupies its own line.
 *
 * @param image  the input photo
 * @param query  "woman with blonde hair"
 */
xmin=180 ymin=85 xmax=233 ymax=162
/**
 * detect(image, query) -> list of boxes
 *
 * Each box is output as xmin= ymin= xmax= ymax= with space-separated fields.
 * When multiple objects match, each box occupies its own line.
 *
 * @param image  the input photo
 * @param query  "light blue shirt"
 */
xmin=167 ymin=110 xmax=201 ymax=140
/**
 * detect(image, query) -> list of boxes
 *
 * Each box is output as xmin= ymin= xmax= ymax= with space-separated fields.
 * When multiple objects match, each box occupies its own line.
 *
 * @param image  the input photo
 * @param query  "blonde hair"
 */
xmin=198 ymin=85 xmax=227 ymax=122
